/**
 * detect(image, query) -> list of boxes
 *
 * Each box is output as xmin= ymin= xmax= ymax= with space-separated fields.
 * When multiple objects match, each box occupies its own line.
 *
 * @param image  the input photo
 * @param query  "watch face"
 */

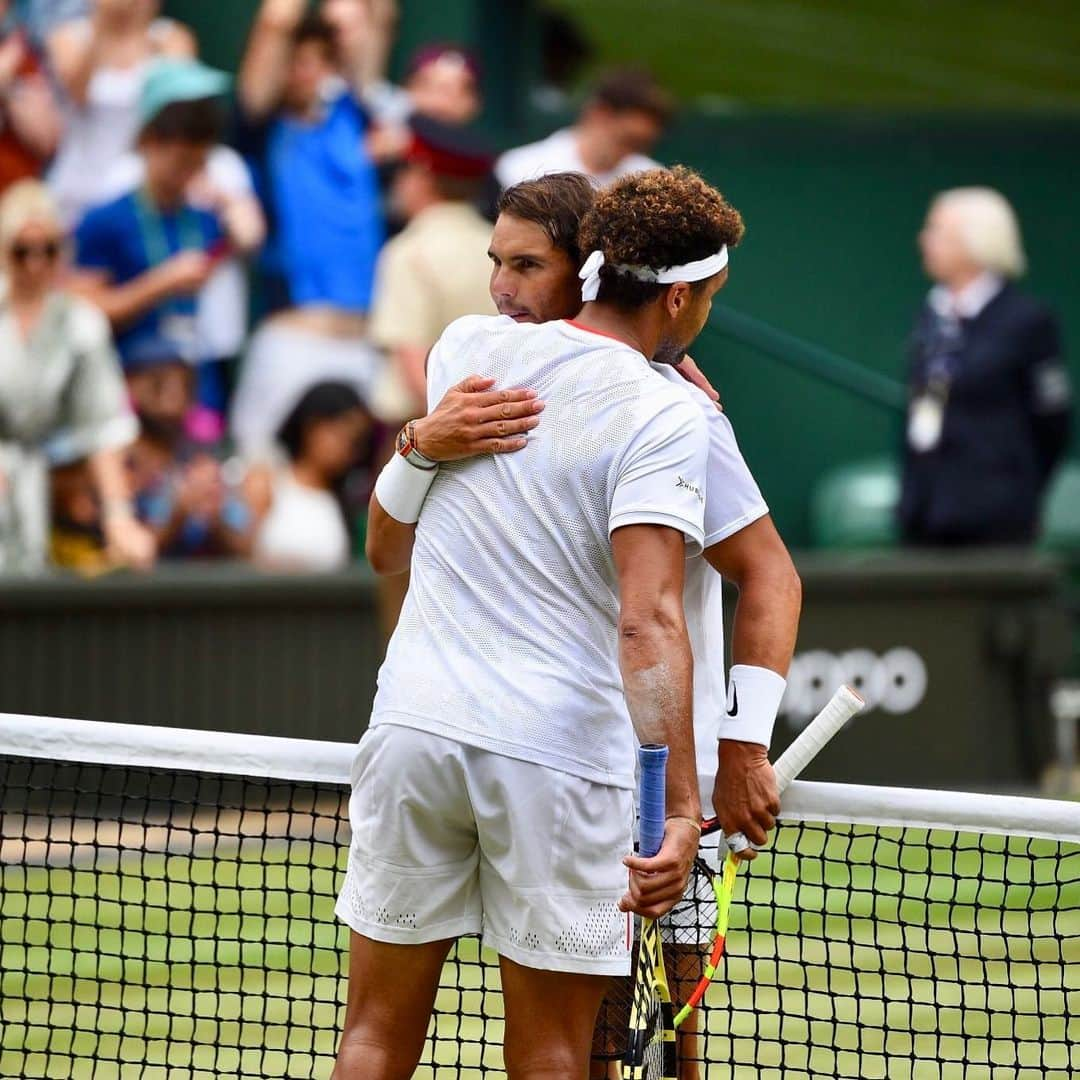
xmin=396 ymin=426 xmax=410 ymax=455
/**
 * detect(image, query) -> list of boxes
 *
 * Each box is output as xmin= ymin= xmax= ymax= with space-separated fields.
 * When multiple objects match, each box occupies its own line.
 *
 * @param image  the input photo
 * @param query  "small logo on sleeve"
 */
xmin=676 ymin=475 xmax=704 ymax=503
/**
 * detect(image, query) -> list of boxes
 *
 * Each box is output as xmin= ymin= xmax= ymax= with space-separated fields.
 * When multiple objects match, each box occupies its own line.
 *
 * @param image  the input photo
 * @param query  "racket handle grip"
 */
xmin=638 ymin=743 xmax=668 ymax=858
xmin=773 ymin=685 xmax=864 ymax=793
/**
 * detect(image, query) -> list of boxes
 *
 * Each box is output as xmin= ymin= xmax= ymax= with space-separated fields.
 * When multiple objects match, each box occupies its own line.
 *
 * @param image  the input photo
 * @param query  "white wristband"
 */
xmin=373 ymin=452 xmax=439 ymax=524
xmin=717 ymin=664 xmax=786 ymax=750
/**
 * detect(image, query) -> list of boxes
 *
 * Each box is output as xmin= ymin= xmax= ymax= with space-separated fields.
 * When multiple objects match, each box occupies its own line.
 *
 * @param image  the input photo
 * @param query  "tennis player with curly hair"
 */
xmin=364 ymin=168 xmax=800 ymax=1077
xmin=333 ymin=166 xmax=750 ymax=1079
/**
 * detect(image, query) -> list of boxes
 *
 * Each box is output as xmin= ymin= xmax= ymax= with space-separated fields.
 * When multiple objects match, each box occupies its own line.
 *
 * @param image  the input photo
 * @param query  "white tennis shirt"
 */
xmin=372 ymin=316 xmax=709 ymax=790
xmin=651 ymin=365 xmax=770 ymax=812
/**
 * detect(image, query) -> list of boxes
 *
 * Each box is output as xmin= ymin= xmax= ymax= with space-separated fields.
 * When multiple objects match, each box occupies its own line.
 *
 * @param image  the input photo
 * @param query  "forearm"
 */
xmin=728 ymin=559 xmax=801 ymax=676
xmin=87 ymin=446 xmax=132 ymax=509
xmin=74 ymin=269 xmax=176 ymax=330
xmin=9 ymin=87 xmax=63 ymax=157
xmin=219 ymin=196 xmax=266 ymax=255
xmin=238 ymin=15 xmax=293 ymax=119
xmin=620 ymin=619 xmax=699 ymax=820
xmin=50 ymin=22 xmax=104 ymax=106
xmin=365 ymin=494 xmax=417 ymax=575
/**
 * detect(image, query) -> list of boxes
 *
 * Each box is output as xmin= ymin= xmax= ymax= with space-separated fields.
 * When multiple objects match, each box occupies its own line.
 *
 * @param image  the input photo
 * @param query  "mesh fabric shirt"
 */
xmin=371 ymin=316 xmax=709 ymax=789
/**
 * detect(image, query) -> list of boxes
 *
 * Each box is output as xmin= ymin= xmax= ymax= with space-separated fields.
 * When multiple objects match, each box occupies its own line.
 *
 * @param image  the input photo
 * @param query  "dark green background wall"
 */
xmin=660 ymin=114 xmax=1078 ymax=544
xmin=166 ymin=2 xmax=1078 ymax=546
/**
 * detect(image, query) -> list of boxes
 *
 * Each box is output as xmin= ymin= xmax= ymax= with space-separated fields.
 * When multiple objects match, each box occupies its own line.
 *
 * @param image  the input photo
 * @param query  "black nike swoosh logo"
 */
xmin=727 ymin=684 xmax=738 ymax=717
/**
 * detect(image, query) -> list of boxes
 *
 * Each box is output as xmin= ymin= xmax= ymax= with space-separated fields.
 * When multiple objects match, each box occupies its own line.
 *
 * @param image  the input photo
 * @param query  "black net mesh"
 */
xmin=2 ymin=752 xmax=1078 ymax=1078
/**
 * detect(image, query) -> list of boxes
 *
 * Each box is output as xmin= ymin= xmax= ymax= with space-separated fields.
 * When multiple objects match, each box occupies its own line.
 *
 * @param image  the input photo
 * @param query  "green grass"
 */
xmin=1 ymin=824 xmax=1078 ymax=1078
xmin=546 ymin=0 xmax=1080 ymax=110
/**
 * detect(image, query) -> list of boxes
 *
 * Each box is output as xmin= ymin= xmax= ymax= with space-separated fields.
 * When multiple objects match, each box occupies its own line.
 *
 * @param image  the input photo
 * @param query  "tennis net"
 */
xmin=1 ymin=713 xmax=1078 ymax=1079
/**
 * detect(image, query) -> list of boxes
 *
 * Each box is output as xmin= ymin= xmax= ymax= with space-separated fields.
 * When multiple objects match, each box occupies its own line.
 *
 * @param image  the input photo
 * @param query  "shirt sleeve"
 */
xmin=207 ymin=146 xmax=255 ymax=197
xmin=74 ymin=207 xmax=119 ymax=275
xmin=1025 ymin=310 xmax=1071 ymax=416
xmin=369 ymin=241 xmax=441 ymax=351
xmin=701 ymin=410 xmax=769 ymax=547
xmin=609 ymin=395 xmax=709 ymax=556
xmin=1024 ymin=308 xmax=1072 ymax=481
xmin=57 ymin=301 xmax=138 ymax=457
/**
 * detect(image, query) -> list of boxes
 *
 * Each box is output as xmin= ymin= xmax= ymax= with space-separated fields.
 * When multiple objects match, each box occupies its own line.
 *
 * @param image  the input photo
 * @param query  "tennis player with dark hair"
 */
xmin=333 ymin=166 xmax=744 ymax=1079
xmin=368 ymin=170 xmax=800 ymax=1076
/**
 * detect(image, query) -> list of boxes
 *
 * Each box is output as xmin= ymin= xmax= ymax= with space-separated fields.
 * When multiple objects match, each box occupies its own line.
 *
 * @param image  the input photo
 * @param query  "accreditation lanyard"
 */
xmin=908 ymin=311 xmax=965 ymax=454
xmin=132 ymin=188 xmax=207 ymax=358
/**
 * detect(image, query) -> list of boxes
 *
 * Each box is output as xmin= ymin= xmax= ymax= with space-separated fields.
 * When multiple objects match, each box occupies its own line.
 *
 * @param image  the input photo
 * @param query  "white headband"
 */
xmin=579 ymin=247 xmax=729 ymax=303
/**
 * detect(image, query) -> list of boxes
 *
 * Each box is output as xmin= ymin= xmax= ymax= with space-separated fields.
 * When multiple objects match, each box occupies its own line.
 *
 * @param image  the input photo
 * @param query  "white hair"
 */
xmin=934 ymin=186 xmax=1027 ymax=278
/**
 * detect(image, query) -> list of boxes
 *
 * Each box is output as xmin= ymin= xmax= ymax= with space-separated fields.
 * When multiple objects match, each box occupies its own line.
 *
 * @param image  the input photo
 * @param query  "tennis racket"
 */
xmin=672 ymin=684 xmax=864 ymax=1027
xmin=622 ymin=742 xmax=677 ymax=1079
xmin=616 ymin=686 xmax=864 ymax=1074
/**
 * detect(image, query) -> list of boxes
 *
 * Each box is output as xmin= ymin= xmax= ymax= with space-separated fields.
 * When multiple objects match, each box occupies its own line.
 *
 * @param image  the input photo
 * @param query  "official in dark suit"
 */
xmin=900 ymin=187 xmax=1072 ymax=546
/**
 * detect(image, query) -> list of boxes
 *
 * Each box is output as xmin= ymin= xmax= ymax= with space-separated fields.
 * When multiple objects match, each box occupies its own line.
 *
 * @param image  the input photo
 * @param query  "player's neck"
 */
xmin=572 ymin=302 xmax=661 ymax=361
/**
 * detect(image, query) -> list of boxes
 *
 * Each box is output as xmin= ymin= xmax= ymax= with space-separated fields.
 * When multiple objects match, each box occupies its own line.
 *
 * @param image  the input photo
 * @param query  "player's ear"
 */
xmin=664 ymin=282 xmax=692 ymax=319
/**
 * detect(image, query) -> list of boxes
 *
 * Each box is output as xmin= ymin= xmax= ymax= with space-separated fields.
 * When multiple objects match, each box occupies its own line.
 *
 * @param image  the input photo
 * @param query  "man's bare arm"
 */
xmin=612 ymin=523 xmax=700 ymax=919
xmin=705 ymin=514 xmax=801 ymax=852
xmin=238 ymin=0 xmax=306 ymax=120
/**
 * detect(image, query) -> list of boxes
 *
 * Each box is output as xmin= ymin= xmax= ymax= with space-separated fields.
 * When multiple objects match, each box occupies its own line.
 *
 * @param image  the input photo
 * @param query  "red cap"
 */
xmin=405 ymin=116 xmax=493 ymax=179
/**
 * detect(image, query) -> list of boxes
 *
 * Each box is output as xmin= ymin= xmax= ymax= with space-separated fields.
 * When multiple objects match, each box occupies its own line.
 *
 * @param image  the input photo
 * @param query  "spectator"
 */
xmin=231 ymin=1 xmax=394 ymax=458
xmin=365 ymin=43 xmax=483 ymax=163
xmin=0 ymin=179 xmax=153 ymax=573
xmin=46 ymin=0 xmax=196 ymax=226
xmin=245 ymin=381 xmax=374 ymax=572
xmin=368 ymin=115 xmax=496 ymax=422
xmin=236 ymin=0 xmax=386 ymax=315
xmin=95 ymin=136 xmax=267 ymax=431
xmin=124 ymin=332 xmax=252 ymax=559
xmin=0 ymin=2 xmax=63 ymax=193
xmin=71 ymin=59 xmax=246 ymax=432
xmin=49 ymin=458 xmax=109 ymax=573
xmin=900 ymin=187 xmax=1072 ymax=547
xmin=495 ymin=67 xmax=672 ymax=190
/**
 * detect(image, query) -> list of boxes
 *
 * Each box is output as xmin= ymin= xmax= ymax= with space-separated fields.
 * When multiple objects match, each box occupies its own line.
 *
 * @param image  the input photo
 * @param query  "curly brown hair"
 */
xmin=578 ymin=165 xmax=745 ymax=309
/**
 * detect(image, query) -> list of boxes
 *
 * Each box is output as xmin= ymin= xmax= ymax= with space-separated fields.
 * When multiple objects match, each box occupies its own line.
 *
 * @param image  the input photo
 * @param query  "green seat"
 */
xmin=1041 ymin=461 xmax=1080 ymax=555
xmin=811 ymin=457 xmax=901 ymax=549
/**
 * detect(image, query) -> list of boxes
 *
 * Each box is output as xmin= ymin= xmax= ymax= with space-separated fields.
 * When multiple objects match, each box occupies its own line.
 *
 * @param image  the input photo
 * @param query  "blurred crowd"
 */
xmin=0 ymin=0 xmax=672 ymax=576
xmin=0 ymin=0 xmax=1070 ymax=580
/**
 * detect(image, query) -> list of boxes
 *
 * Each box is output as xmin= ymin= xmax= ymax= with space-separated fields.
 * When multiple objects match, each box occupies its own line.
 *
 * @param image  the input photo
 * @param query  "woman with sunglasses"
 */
xmin=0 ymin=178 xmax=155 ymax=572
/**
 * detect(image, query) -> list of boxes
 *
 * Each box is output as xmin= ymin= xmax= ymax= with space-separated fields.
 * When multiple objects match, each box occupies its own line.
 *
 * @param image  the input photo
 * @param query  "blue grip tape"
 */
xmin=637 ymin=743 xmax=668 ymax=858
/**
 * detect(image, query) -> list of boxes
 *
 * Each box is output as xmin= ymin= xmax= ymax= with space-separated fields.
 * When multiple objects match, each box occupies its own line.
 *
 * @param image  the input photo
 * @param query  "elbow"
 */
xmin=364 ymin=541 xmax=396 ymax=576
xmin=784 ymin=558 xmax=803 ymax=617
xmin=619 ymin=597 xmax=688 ymax=655
xmin=364 ymin=533 xmax=408 ymax=577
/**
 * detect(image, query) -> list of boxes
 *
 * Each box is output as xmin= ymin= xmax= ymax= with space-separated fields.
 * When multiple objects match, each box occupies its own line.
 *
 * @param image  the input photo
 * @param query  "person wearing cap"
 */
xmin=364 ymin=42 xmax=484 ymax=165
xmin=496 ymin=68 xmax=672 ymax=191
xmin=71 ymin=58 xmax=240 ymax=425
xmin=45 ymin=0 xmax=196 ymax=226
xmin=368 ymin=115 xmax=497 ymax=422
xmin=123 ymin=330 xmax=253 ymax=560
xmin=0 ymin=178 xmax=154 ymax=573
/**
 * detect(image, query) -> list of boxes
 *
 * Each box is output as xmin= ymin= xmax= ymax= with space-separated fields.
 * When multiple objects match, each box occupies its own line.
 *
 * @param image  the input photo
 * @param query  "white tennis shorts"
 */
xmin=335 ymin=724 xmax=635 ymax=976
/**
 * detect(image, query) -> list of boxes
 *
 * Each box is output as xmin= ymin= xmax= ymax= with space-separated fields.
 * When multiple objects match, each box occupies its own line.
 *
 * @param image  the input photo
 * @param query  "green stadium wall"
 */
xmin=165 ymin=2 xmax=1079 ymax=547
